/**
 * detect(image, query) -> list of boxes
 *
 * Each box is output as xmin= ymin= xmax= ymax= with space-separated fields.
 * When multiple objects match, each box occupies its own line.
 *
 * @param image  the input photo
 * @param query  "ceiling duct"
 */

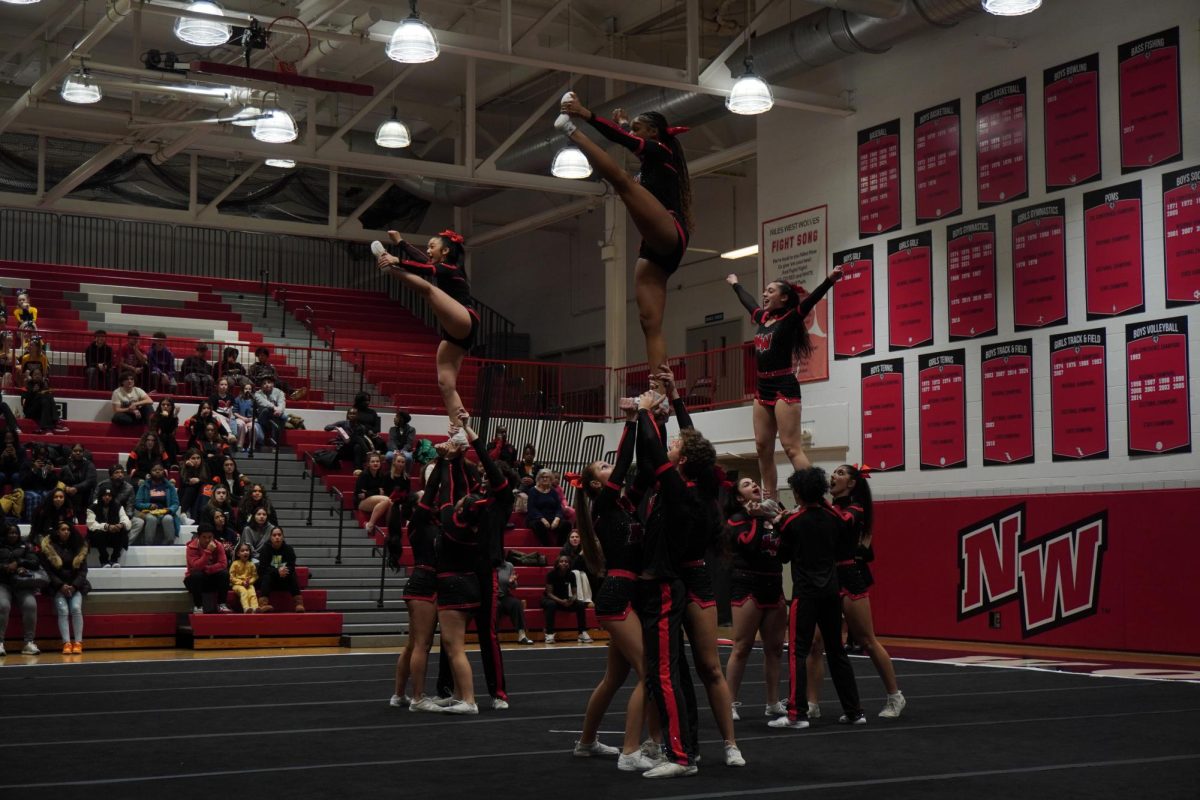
xmin=397 ymin=0 xmax=980 ymax=207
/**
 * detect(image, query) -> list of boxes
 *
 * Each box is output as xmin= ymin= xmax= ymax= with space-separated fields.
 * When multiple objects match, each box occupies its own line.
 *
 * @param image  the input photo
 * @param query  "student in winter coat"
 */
xmin=94 ymin=465 xmax=144 ymax=546
xmin=87 ymin=485 xmax=132 ymax=567
xmin=133 ymin=463 xmax=180 ymax=546
xmin=40 ymin=521 xmax=90 ymax=654
xmin=257 ymin=527 xmax=304 ymax=613
xmin=0 ymin=523 xmax=41 ymax=656
xmin=30 ymin=487 xmax=76 ymax=541
xmin=60 ymin=444 xmax=98 ymax=521
xmin=0 ymin=429 xmax=25 ymax=489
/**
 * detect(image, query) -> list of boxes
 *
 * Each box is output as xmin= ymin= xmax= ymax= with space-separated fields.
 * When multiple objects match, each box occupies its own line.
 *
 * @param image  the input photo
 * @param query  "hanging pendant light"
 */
xmin=61 ymin=68 xmax=103 ymax=104
xmin=1 ymin=0 xmax=43 ymax=6
xmin=982 ymin=0 xmax=1042 ymax=15
xmin=375 ymin=108 xmax=412 ymax=148
xmin=551 ymin=146 xmax=592 ymax=179
xmin=231 ymin=105 xmax=263 ymax=127
xmin=386 ymin=0 xmax=439 ymax=63
xmin=265 ymin=158 xmax=296 ymax=168
xmin=175 ymin=0 xmax=233 ymax=47
xmin=726 ymin=55 xmax=773 ymax=115
xmin=253 ymin=106 xmax=297 ymax=144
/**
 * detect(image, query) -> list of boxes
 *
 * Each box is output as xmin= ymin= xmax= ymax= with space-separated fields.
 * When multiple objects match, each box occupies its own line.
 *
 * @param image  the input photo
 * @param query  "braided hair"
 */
xmin=635 ymin=111 xmax=693 ymax=235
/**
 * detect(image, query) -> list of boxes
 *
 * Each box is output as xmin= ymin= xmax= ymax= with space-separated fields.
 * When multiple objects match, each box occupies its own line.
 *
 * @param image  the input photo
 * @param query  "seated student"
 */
xmin=239 ymin=506 xmax=272 ymax=560
xmin=355 ymin=453 xmax=391 ymax=537
xmin=0 ymin=429 xmax=25 ymax=489
xmin=180 ymin=342 xmax=214 ymax=398
xmin=87 ymin=484 xmax=131 ymax=568
xmin=21 ymin=367 xmax=66 ymax=435
xmin=209 ymin=508 xmax=239 ymax=562
xmin=198 ymin=483 xmax=236 ymax=530
xmin=215 ymin=456 xmax=247 ymax=508
xmin=209 ymin=377 xmax=244 ymax=444
xmin=85 ymin=329 xmax=115 ymax=391
xmin=133 ymin=462 xmax=180 ymax=545
xmin=147 ymin=333 xmax=177 ymax=394
xmin=40 ymin=520 xmax=90 ymax=655
xmin=351 ymin=392 xmax=381 ymax=435
xmin=232 ymin=382 xmax=258 ymax=454
xmin=496 ymin=559 xmax=534 ymax=645
xmin=94 ymin=465 xmax=144 ymax=546
xmin=176 ymin=449 xmax=208 ymax=523
xmin=111 ymin=372 xmax=154 ymax=425
xmin=183 ymin=526 xmax=231 ymax=614
xmin=257 ymin=527 xmax=305 ymax=613
xmin=0 ymin=330 xmax=17 ymax=389
xmin=0 ymin=523 xmax=42 ymax=655
xmin=253 ymin=377 xmax=287 ymax=448
xmin=31 ymin=487 xmax=76 ymax=540
xmin=60 ymin=444 xmax=97 ymax=521
xmin=185 ymin=401 xmax=227 ymax=449
xmin=125 ymin=431 xmax=169 ymax=485
xmin=151 ymin=397 xmax=181 ymax=464
xmin=14 ymin=291 xmax=37 ymax=327
xmin=387 ymin=410 xmax=416 ymax=468
xmin=558 ymin=529 xmax=595 ymax=602
xmin=196 ymin=421 xmax=231 ymax=479
xmin=238 ymin=483 xmax=278 ymax=528
xmin=540 ymin=554 xmax=591 ymax=644
xmin=119 ymin=330 xmax=149 ymax=387
xmin=19 ymin=448 xmax=59 ymax=523
xmin=525 ymin=469 xmax=565 ymax=546
xmin=18 ymin=336 xmax=50 ymax=385
xmin=217 ymin=346 xmax=250 ymax=390
xmin=248 ymin=347 xmax=292 ymax=395
xmin=229 ymin=543 xmax=259 ymax=613
xmin=487 ymin=426 xmax=517 ymax=466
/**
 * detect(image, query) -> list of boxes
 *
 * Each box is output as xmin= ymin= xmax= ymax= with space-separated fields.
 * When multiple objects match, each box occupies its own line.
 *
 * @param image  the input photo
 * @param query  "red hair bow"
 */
xmin=564 ymin=471 xmax=585 ymax=490
xmin=713 ymin=465 xmax=733 ymax=489
xmin=853 ymin=463 xmax=872 ymax=479
xmin=666 ymin=125 xmax=690 ymax=137
xmin=437 ymin=229 xmax=465 ymax=245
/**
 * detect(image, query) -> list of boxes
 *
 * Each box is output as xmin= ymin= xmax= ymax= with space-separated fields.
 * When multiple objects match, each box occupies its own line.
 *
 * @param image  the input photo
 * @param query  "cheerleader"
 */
xmin=572 ymin=403 xmax=661 ymax=771
xmin=374 ymin=230 xmax=479 ymax=425
xmin=723 ymin=478 xmax=787 ymax=721
xmin=726 ymin=267 xmax=842 ymax=498
xmin=556 ymin=94 xmax=692 ymax=372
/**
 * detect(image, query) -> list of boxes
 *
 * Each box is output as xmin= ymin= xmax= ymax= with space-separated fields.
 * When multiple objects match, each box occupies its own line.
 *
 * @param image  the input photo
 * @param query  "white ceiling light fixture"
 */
xmin=265 ymin=158 xmax=295 ymax=168
xmin=386 ymin=0 xmax=439 ymax=63
xmin=231 ymin=105 xmax=263 ymax=127
xmin=726 ymin=54 xmax=773 ymax=115
xmin=174 ymin=0 xmax=233 ymax=47
xmin=721 ymin=244 xmax=759 ymax=260
xmin=60 ymin=68 xmax=103 ymax=105
xmin=375 ymin=108 xmax=412 ymax=149
xmin=551 ymin=146 xmax=592 ymax=180
xmin=252 ymin=104 xmax=297 ymax=144
xmin=0 ymin=0 xmax=42 ymax=5
xmin=982 ymin=0 xmax=1042 ymax=15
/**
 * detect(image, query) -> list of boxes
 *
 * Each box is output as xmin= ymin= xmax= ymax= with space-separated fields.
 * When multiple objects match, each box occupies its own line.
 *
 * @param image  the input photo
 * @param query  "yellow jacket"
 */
xmin=229 ymin=559 xmax=258 ymax=587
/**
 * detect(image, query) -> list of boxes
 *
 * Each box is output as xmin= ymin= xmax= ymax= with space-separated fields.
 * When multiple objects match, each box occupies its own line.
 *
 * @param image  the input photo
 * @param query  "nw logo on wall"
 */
xmin=957 ymin=504 xmax=1107 ymax=636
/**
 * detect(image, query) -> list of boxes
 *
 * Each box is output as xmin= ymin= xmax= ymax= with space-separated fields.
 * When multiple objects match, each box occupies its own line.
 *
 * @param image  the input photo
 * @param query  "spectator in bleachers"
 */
xmin=119 ymin=330 xmax=149 ymax=387
xmin=85 ymin=329 xmax=115 ymax=391
xmin=134 ymin=462 xmax=180 ymax=545
xmin=181 ymin=342 xmax=214 ymax=398
xmin=18 ymin=335 xmax=49 ymax=386
xmin=176 ymin=449 xmax=208 ymax=523
xmin=541 ymin=554 xmax=591 ymax=644
xmin=496 ymin=559 xmax=533 ymax=645
xmin=239 ymin=506 xmax=271 ymax=559
xmin=20 ymin=448 xmax=59 ymax=523
xmin=185 ymin=401 xmax=222 ymax=449
xmin=210 ymin=376 xmax=241 ymax=439
xmin=61 ymin=444 xmax=97 ymax=521
xmin=0 ymin=331 xmax=16 ymax=389
xmin=232 ymin=382 xmax=257 ymax=453
xmin=111 ymin=372 xmax=154 ymax=426
xmin=210 ymin=508 xmax=238 ymax=562
xmin=216 ymin=456 xmax=247 ymax=508
xmin=516 ymin=444 xmax=541 ymax=492
xmin=151 ymin=398 xmax=180 ymax=464
xmin=14 ymin=292 xmax=37 ymax=326
xmin=387 ymin=409 xmax=416 ymax=468
xmin=198 ymin=422 xmax=231 ymax=480
xmin=20 ymin=366 xmax=66 ymax=435
xmin=40 ymin=520 xmax=90 ymax=655
xmin=238 ymin=483 xmax=278 ymax=528
xmin=0 ymin=522 xmax=42 ymax=656
xmin=95 ymin=465 xmax=144 ymax=546
xmin=352 ymin=392 xmax=382 ymax=436
xmin=257 ymin=527 xmax=304 ymax=613
xmin=217 ymin=347 xmax=250 ymax=390
xmin=253 ymin=376 xmax=286 ymax=448
xmin=184 ymin=526 xmax=231 ymax=614
xmin=147 ymin=333 xmax=178 ymax=394
xmin=355 ymin=453 xmax=391 ymax=537
xmin=526 ymin=469 xmax=565 ymax=546
xmin=87 ymin=484 xmax=130 ymax=568
xmin=0 ymin=430 xmax=25 ymax=489
xmin=199 ymin=483 xmax=235 ymax=531
xmin=248 ymin=347 xmax=292 ymax=396
xmin=487 ymin=426 xmax=517 ymax=466
xmin=229 ymin=543 xmax=259 ymax=613
xmin=550 ymin=470 xmax=577 ymax=527
xmin=126 ymin=431 xmax=169 ymax=485
xmin=31 ymin=487 xmax=76 ymax=540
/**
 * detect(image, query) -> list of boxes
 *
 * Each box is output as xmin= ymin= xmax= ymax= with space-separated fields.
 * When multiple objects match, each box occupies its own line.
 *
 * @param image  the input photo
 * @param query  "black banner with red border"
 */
xmin=1012 ymin=200 xmax=1068 ymax=330
xmin=858 ymin=119 xmax=902 ymax=239
xmin=976 ymin=78 xmax=1029 ymax=207
xmin=914 ymin=99 xmax=962 ymax=224
xmin=946 ymin=216 xmax=997 ymax=341
xmin=887 ymin=231 xmax=934 ymax=351
xmin=1043 ymin=53 xmax=1102 ymax=192
xmin=1161 ymin=164 xmax=1200 ymax=307
xmin=919 ymin=349 xmax=967 ymax=470
xmin=982 ymin=339 xmax=1034 ymax=466
xmin=1050 ymin=329 xmax=1108 ymax=461
xmin=833 ymin=245 xmax=875 ymax=359
xmin=1126 ymin=317 xmax=1191 ymax=456
xmin=1118 ymin=27 xmax=1182 ymax=174
xmin=1083 ymin=181 xmax=1144 ymax=320
xmin=861 ymin=358 xmax=905 ymax=472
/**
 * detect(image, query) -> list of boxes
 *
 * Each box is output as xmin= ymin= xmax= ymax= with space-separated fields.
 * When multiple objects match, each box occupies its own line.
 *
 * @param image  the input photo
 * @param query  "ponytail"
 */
xmin=637 ymin=111 xmax=693 ymax=234
xmin=575 ymin=488 xmax=605 ymax=576
xmin=842 ymin=463 xmax=874 ymax=537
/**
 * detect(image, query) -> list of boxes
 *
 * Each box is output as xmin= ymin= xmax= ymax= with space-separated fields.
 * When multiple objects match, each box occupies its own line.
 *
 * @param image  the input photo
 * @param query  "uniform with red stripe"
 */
xmin=387 ymin=238 xmax=480 ymax=350
xmin=726 ymin=512 xmax=785 ymax=609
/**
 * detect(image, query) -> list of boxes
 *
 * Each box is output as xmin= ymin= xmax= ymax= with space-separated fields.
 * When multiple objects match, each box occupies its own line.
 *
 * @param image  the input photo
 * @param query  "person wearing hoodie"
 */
xmin=257 ymin=527 xmax=304 ymax=613
xmin=40 ymin=521 xmax=90 ymax=655
xmin=253 ymin=377 xmax=287 ymax=449
xmin=0 ymin=523 xmax=41 ymax=656
xmin=134 ymin=463 xmax=180 ymax=545
xmin=184 ymin=526 xmax=231 ymax=614
xmin=87 ymin=484 xmax=131 ymax=568
xmin=60 ymin=444 xmax=97 ymax=521
xmin=94 ymin=465 xmax=144 ymax=546
xmin=19 ymin=449 xmax=60 ymax=523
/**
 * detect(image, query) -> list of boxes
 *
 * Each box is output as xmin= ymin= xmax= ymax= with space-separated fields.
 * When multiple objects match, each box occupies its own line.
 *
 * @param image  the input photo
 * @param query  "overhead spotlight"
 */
xmin=375 ymin=110 xmax=412 ymax=149
xmin=0 ymin=0 xmax=42 ymax=6
xmin=265 ymin=158 xmax=296 ymax=168
xmin=982 ymin=0 xmax=1042 ymax=14
xmin=551 ymin=146 xmax=592 ymax=179
xmin=231 ymin=105 xmax=263 ymax=127
xmin=386 ymin=0 xmax=439 ymax=63
xmin=61 ymin=68 xmax=102 ymax=104
xmin=252 ymin=107 xmax=297 ymax=144
xmin=175 ymin=0 xmax=233 ymax=48
xmin=726 ymin=55 xmax=773 ymax=115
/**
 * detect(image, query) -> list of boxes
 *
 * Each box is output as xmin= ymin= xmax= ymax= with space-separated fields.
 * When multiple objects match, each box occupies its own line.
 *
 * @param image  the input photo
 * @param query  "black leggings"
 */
xmin=437 ymin=569 xmax=507 ymax=700
xmin=636 ymin=578 xmax=696 ymax=767
xmin=184 ymin=570 xmax=230 ymax=611
xmin=540 ymin=597 xmax=587 ymax=634
xmin=260 ymin=567 xmax=300 ymax=597
xmin=91 ymin=528 xmax=129 ymax=564
xmin=786 ymin=594 xmax=862 ymax=721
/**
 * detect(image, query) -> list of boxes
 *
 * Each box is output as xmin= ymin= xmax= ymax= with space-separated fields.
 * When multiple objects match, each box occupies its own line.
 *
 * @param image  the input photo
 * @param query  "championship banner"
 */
xmin=976 ymin=78 xmax=1028 ymax=207
xmin=1050 ymin=329 xmax=1108 ymax=461
xmin=760 ymin=205 xmax=829 ymax=383
xmin=919 ymin=349 xmax=967 ymax=470
xmin=946 ymin=216 xmax=997 ymax=341
xmin=887 ymin=231 xmax=934 ymax=351
xmin=1126 ymin=317 xmax=1191 ymax=456
xmin=1083 ymin=181 xmax=1144 ymax=319
xmin=1012 ymin=200 xmax=1068 ymax=330
xmin=914 ymin=99 xmax=962 ymax=224
xmin=1043 ymin=54 xmax=1102 ymax=192
xmin=857 ymin=120 xmax=902 ymax=238
xmin=1118 ymin=28 xmax=1182 ymax=173
xmin=832 ymin=245 xmax=875 ymax=360
xmin=1161 ymin=164 xmax=1200 ymax=307
xmin=861 ymin=358 xmax=905 ymax=472
xmin=982 ymin=339 xmax=1034 ymax=466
